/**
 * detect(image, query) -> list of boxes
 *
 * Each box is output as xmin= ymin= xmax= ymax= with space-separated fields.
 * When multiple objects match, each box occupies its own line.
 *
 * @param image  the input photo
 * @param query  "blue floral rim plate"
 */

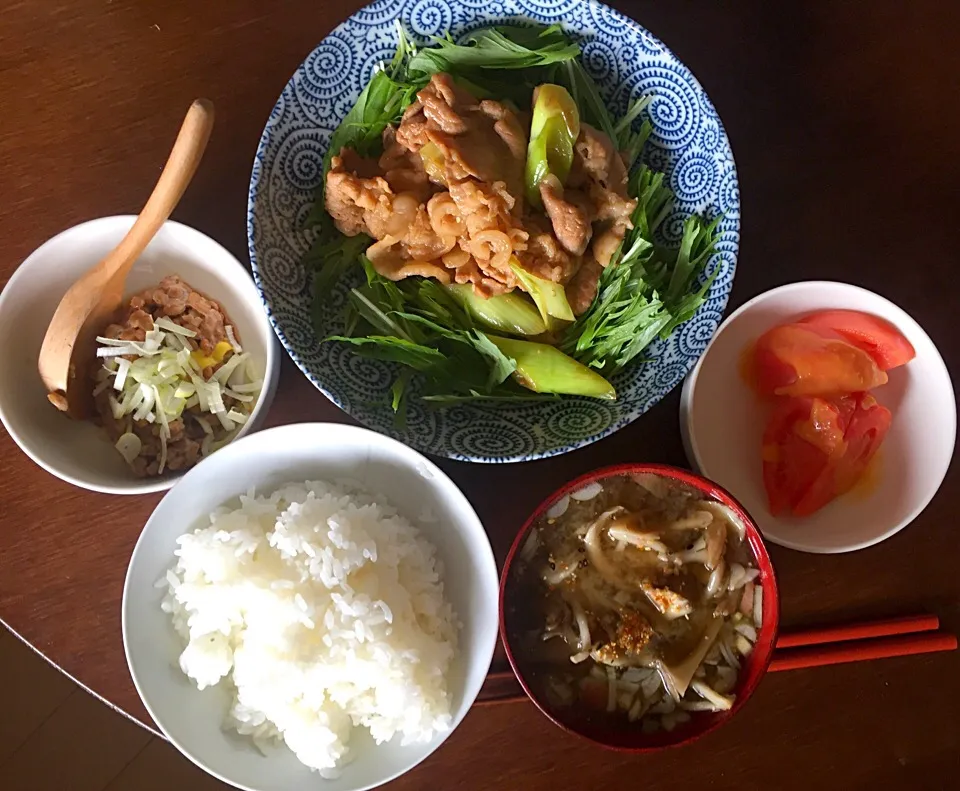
xmin=247 ymin=0 xmax=740 ymax=463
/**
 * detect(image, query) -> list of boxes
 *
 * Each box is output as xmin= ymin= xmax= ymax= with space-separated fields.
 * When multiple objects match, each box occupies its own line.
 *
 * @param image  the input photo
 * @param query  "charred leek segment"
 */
xmin=93 ymin=320 xmax=262 ymax=473
xmin=509 ymin=258 xmax=575 ymax=325
xmin=525 ymin=84 xmax=580 ymax=206
xmin=446 ymin=284 xmax=546 ymax=336
xmin=487 ymin=335 xmax=615 ymax=399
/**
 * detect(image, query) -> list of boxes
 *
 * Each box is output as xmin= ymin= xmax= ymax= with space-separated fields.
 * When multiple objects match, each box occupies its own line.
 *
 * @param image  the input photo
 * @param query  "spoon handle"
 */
xmin=100 ymin=99 xmax=215 ymax=281
xmin=38 ymin=99 xmax=214 ymax=402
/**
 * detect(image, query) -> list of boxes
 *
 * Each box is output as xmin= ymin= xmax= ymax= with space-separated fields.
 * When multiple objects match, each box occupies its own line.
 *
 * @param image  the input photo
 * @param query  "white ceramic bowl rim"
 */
xmin=122 ymin=421 xmax=500 ymax=791
xmin=0 ymin=216 xmax=280 ymax=494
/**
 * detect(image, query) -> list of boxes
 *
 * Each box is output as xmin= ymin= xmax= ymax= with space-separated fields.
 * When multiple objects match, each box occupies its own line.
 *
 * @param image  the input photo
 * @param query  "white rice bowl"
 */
xmin=160 ymin=480 xmax=459 ymax=776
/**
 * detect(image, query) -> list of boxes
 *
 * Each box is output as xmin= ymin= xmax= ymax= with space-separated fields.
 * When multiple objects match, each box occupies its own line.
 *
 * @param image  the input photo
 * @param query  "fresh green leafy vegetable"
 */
xmin=326 ymin=334 xmax=446 ymax=368
xmin=327 ymin=263 xmax=528 ymax=404
xmin=344 ymin=258 xmax=421 ymax=342
xmin=559 ymin=59 xmax=618 ymax=145
xmin=323 ymin=257 xmax=615 ymax=408
xmin=560 ymin=266 xmax=670 ymax=373
xmin=420 ymin=389 xmax=558 ymax=405
xmin=328 ymin=27 xmax=422 ymax=164
xmin=470 ymin=330 xmax=519 ymax=389
xmin=403 ymin=26 xmax=581 ymax=107
xmin=408 ymin=25 xmax=580 ymax=75
xmin=400 ymin=278 xmax=473 ymax=331
xmin=390 ymin=369 xmax=412 ymax=425
xmin=616 ymin=95 xmax=654 ymax=172
xmin=665 ymin=214 xmax=722 ymax=304
xmin=630 ymin=167 xmax=674 ymax=244
xmin=559 ymin=171 xmax=721 ymax=375
xmin=307 ymin=231 xmax=370 ymax=305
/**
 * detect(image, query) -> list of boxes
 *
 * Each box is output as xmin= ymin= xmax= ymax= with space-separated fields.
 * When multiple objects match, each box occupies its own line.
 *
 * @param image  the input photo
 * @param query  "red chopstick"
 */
xmin=775 ymin=613 xmax=940 ymax=649
xmin=478 ymin=614 xmax=955 ymax=705
xmin=768 ymin=631 xmax=957 ymax=673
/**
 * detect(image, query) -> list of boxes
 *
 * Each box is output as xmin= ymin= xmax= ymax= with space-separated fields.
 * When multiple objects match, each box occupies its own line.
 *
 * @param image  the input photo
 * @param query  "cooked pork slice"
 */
xmin=397 ymin=75 xmax=525 ymax=188
xmin=402 ymin=206 xmax=456 ymax=261
xmin=518 ymin=216 xmax=578 ymax=283
xmin=449 ymin=257 xmax=512 ymax=297
xmin=324 ymin=153 xmax=395 ymax=237
xmin=571 ymin=123 xmax=630 ymax=196
xmin=539 ymin=174 xmax=593 ymax=256
xmin=448 ymin=178 xmax=515 ymax=238
xmin=395 ymin=99 xmax=430 ymax=151
xmin=565 ymin=258 xmax=604 ymax=316
xmin=419 ymin=73 xmax=474 ymax=133
xmin=379 ymin=126 xmax=431 ymax=202
xmin=479 ymin=99 xmax=528 ymax=161
xmin=562 ymin=122 xmax=638 ymax=270
xmin=325 ymin=151 xmax=438 ymax=246
xmin=590 ymin=225 xmax=626 ymax=270
xmin=366 ymin=236 xmax=452 ymax=283
xmin=337 ymin=147 xmax=381 ymax=180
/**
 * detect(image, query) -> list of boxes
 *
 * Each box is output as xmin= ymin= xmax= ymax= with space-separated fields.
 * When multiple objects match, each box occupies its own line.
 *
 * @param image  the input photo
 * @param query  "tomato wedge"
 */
xmin=827 ymin=393 xmax=891 ymax=495
xmin=762 ymin=393 xmax=891 ymax=517
xmin=799 ymin=310 xmax=915 ymax=371
xmin=762 ymin=395 xmax=849 ymax=516
xmin=753 ymin=324 xmax=888 ymax=398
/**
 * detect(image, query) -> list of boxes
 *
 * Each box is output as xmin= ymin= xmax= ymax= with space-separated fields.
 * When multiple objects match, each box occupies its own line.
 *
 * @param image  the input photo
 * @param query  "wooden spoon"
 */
xmin=38 ymin=98 xmax=215 ymax=417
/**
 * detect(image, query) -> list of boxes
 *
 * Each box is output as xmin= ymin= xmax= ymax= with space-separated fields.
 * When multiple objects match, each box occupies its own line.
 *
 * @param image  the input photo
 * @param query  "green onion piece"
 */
xmin=525 ymin=84 xmax=580 ymax=206
xmin=486 ymin=335 xmax=615 ymax=399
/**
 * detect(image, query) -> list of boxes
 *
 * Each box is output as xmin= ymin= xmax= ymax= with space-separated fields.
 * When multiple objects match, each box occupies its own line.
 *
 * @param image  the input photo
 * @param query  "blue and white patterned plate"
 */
xmin=247 ymin=0 xmax=740 ymax=463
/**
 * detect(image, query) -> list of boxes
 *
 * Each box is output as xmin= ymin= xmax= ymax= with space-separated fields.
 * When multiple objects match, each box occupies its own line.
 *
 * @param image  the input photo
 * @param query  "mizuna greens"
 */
xmin=304 ymin=24 xmax=720 ymax=413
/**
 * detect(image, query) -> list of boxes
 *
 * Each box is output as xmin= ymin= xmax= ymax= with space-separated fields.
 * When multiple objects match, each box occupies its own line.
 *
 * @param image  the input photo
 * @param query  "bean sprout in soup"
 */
xmin=506 ymin=473 xmax=764 ymax=734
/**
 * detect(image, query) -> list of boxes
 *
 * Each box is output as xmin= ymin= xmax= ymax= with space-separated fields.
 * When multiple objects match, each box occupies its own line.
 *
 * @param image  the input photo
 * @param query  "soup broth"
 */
xmin=506 ymin=473 xmax=763 ymax=733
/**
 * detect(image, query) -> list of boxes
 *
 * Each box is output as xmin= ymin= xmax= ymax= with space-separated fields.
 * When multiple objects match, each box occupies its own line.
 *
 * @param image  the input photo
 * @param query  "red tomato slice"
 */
xmin=799 ymin=310 xmax=915 ymax=371
xmin=762 ymin=394 xmax=890 ymax=517
xmin=762 ymin=396 xmax=849 ymax=516
xmin=753 ymin=324 xmax=888 ymax=397
xmin=831 ymin=393 xmax=891 ymax=495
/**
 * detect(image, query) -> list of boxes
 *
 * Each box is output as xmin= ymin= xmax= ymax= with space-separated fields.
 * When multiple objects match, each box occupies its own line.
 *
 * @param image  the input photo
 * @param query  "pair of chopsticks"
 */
xmin=768 ymin=613 xmax=955 ymax=672
xmin=477 ymin=614 xmax=957 ymax=706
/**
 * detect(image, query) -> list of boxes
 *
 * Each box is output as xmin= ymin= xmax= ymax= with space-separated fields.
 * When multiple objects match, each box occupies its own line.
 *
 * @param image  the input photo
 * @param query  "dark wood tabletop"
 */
xmin=2 ymin=1 xmax=958 ymax=788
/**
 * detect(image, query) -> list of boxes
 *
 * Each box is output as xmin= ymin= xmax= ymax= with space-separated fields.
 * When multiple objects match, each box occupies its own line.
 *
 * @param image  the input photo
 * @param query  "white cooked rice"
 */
xmin=160 ymin=479 xmax=459 ymax=776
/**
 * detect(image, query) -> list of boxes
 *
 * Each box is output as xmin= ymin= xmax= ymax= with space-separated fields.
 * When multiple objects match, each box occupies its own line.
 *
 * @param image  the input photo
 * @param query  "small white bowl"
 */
xmin=680 ymin=281 xmax=956 ymax=553
xmin=122 ymin=422 xmax=499 ymax=791
xmin=0 ymin=216 xmax=280 ymax=494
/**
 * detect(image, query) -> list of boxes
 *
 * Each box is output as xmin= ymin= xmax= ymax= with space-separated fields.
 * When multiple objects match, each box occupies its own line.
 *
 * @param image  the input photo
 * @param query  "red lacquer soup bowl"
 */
xmin=499 ymin=463 xmax=781 ymax=751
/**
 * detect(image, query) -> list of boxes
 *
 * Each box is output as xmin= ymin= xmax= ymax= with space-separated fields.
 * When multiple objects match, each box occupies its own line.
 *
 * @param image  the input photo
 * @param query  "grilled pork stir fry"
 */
xmin=305 ymin=25 xmax=722 ymax=411
xmin=326 ymin=73 xmax=636 ymax=307
xmin=507 ymin=474 xmax=763 ymax=732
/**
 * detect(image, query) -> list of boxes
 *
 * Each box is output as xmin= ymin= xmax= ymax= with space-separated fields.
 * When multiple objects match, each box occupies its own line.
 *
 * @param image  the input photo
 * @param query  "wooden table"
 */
xmin=2 ymin=1 xmax=958 ymax=788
